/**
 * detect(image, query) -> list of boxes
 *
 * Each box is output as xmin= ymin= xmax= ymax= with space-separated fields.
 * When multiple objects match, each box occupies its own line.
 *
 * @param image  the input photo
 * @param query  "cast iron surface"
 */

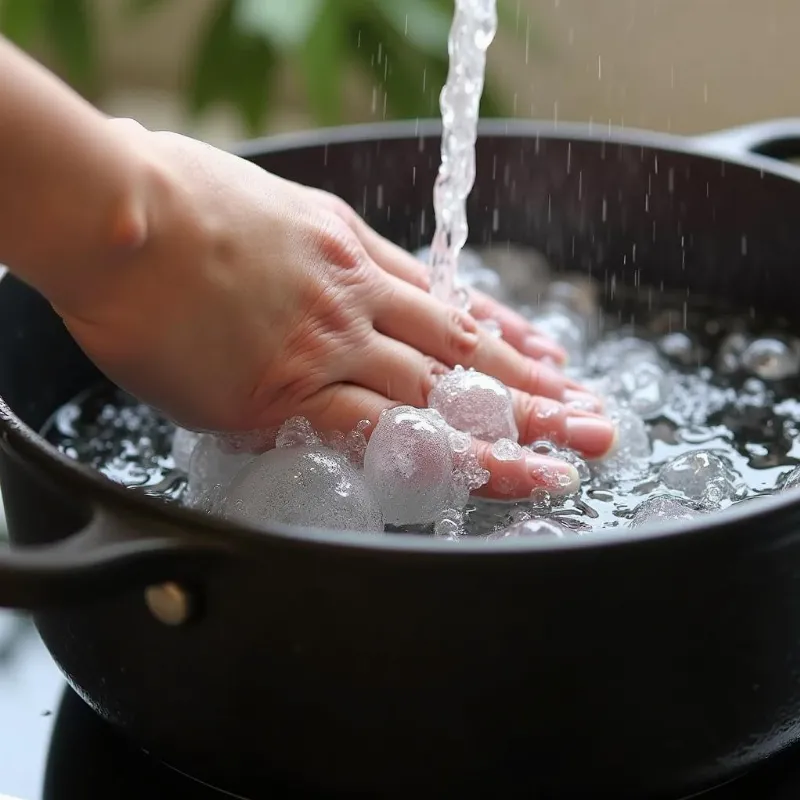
xmin=3 ymin=610 xmax=800 ymax=800
xmin=3 ymin=120 xmax=800 ymax=797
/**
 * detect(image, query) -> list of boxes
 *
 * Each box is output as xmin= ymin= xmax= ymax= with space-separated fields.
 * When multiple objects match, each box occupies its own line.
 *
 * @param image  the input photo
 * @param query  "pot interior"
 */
xmin=2 ymin=123 xmax=800 ymax=477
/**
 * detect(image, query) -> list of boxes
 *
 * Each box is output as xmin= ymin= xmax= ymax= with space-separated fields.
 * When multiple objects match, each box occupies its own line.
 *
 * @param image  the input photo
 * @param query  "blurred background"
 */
xmin=2 ymin=0 xmax=799 ymax=149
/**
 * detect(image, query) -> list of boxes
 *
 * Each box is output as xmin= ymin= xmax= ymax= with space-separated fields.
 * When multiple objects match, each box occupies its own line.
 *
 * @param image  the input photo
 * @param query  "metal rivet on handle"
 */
xmin=144 ymin=582 xmax=192 ymax=626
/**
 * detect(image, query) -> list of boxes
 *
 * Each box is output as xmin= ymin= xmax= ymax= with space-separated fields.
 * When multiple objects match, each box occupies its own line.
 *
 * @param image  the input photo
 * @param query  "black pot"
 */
xmin=3 ymin=119 xmax=800 ymax=799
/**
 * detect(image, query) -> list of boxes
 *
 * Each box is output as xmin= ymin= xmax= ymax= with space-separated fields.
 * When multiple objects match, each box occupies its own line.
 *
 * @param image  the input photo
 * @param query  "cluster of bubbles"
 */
xmin=178 ymin=368 xmax=518 ymax=537
xmin=45 ymin=245 xmax=800 ymax=541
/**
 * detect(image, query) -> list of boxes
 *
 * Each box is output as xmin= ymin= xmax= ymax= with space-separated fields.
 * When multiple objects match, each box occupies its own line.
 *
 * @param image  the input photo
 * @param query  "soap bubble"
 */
xmin=741 ymin=338 xmax=800 ymax=381
xmin=779 ymin=466 xmax=800 ymax=492
xmin=486 ymin=517 xmax=570 ymax=540
xmin=275 ymin=416 xmax=320 ymax=449
xmin=364 ymin=406 xmax=455 ymax=526
xmin=187 ymin=435 xmax=255 ymax=510
xmin=171 ymin=427 xmax=200 ymax=473
xmin=428 ymin=365 xmax=518 ymax=443
xmin=219 ymin=445 xmax=383 ymax=533
xmin=716 ymin=332 xmax=750 ymax=374
xmin=660 ymin=451 xmax=735 ymax=503
xmin=525 ymin=303 xmax=587 ymax=364
xmin=658 ymin=332 xmax=702 ymax=367
xmin=491 ymin=438 xmax=523 ymax=461
xmin=629 ymin=495 xmax=703 ymax=529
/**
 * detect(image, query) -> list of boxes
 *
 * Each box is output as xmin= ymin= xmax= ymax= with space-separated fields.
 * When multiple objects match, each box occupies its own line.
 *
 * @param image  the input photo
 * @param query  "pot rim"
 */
xmin=235 ymin=117 xmax=800 ymax=182
xmin=3 ymin=117 xmax=800 ymax=557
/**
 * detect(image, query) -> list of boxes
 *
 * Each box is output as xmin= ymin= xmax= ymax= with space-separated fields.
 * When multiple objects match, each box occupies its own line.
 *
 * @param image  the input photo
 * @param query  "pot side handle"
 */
xmin=0 ymin=506 xmax=230 ymax=611
xmin=692 ymin=118 xmax=800 ymax=166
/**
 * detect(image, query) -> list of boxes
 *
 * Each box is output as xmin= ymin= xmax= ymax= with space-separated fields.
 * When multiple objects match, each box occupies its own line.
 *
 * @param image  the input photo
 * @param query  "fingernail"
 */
xmin=522 ymin=334 xmax=568 ymax=365
xmin=526 ymin=454 xmax=581 ymax=495
xmin=453 ymin=312 xmax=481 ymax=358
xmin=564 ymin=415 xmax=617 ymax=459
xmin=563 ymin=389 xmax=604 ymax=413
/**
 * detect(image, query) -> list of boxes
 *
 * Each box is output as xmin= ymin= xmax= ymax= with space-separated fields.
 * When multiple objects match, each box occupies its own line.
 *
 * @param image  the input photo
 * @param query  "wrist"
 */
xmin=12 ymin=118 xmax=166 ymax=321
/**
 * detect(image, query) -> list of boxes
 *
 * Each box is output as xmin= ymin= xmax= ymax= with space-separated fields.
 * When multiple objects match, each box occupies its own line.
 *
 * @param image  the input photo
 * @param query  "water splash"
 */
xmin=428 ymin=0 xmax=498 ymax=310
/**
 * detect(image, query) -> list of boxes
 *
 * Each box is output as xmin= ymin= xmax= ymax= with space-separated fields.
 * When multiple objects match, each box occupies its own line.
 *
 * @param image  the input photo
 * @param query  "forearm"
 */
xmin=0 ymin=37 xmax=150 ymax=314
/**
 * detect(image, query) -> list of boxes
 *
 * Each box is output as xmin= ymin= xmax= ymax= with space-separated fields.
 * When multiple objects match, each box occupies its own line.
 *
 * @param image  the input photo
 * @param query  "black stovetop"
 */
xmin=3 ymin=609 xmax=800 ymax=800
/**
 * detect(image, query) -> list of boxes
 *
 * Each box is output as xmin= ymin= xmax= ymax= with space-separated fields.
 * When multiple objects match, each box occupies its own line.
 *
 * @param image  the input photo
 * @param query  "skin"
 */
xmin=0 ymin=37 xmax=617 ymax=500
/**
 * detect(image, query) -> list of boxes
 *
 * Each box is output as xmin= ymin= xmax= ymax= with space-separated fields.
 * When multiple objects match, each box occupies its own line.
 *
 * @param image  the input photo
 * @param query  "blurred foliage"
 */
xmin=1 ymin=0 xmax=98 ymax=93
xmin=0 ymin=0 xmax=541 ymax=135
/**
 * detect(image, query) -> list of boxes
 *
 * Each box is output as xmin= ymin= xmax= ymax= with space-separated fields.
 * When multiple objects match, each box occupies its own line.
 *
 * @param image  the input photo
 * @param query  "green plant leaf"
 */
xmin=372 ymin=0 xmax=451 ymax=58
xmin=349 ymin=0 xmax=513 ymax=121
xmin=188 ymin=0 xmax=236 ymax=116
xmin=0 ymin=0 xmax=44 ymax=46
xmin=495 ymin=0 xmax=521 ymax=31
xmin=41 ymin=0 xmax=96 ymax=92
xmin=188 ymin=0 xmax=276 ymax=135
xmin=233 ymin=0 xmax=322 ymax=49
xmin=494 ymin=0 xmax=551 ymax=58
xmin=233 ymin=38 xmax=276 ymax=134
xmin=299 ymin=0 xmax=344 ymax=126
xmin=349 ymin=12 xmax=447 ymax=121
xmin=478 ymin=76 xmax=507 ymax=118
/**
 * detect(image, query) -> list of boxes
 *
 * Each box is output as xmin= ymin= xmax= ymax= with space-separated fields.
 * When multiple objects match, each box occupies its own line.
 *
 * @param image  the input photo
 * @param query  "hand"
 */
xmin=60 ymin=119 xmax=617 ymax=499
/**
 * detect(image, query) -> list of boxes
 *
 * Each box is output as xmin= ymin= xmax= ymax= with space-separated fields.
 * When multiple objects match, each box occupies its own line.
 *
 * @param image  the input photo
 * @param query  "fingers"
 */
xmin=510 ymin=390 xmax=617 ymax=459
xmin=346 ymin=341 xmax=614 ymax=458
xmin=331 ymin=323 xmax=613 ymax=459
xmin=467 ymin=289 xmax=567 ymax=364
xmin=298 ymin=188 xmax=613 ymax=501
xmin=373 ymin=274 xmax=483 ymax=370
xmin=349 ymin=334 xmax=614 ymax=458
xmin=304 ymin=186 xmax=567 ymax=364
xmin=298 ymin=381 xmax=615 ymax=505
xmin=361 ymin=234 xmax=567 ymax=363
xmin=299 ymin=383 xmax=396 ymax=435
xmin=471 ymin=439 xmax=582 ymax=500
xmin=374 ymin=273 xmax=601 ymax=408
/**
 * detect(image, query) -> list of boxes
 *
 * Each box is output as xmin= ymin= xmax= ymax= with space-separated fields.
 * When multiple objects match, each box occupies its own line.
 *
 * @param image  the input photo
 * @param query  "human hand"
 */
xmin=59 ymin=119 xmax=616 ymax=499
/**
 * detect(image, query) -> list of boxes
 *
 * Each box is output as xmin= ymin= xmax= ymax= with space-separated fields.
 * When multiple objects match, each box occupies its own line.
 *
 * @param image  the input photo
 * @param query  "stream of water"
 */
xmin=428 ymin=0 xmax=498 ymax=310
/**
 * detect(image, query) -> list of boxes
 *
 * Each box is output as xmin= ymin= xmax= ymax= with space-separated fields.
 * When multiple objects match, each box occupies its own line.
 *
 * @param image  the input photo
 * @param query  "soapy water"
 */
xmin=37 ymin=0 xmax=800 ymax=539
xmin=41 ymin=244 xmax=800 ymax=540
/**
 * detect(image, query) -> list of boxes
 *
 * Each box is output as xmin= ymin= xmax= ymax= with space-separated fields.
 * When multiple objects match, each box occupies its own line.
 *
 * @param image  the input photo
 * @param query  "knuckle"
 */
xmin=307 ymin=290 xmax=366 ymax=344
xmin=515 ymin=392 xmax=539 ymax=445
xmin=108 ymin=116 xmax=143 ymax=129
xmin=312 ymin=189 xmax=362 ymax=230
xmin=444 ymin=309 xmax=480 ymax=365
xmin=248 ymin=358 xmax=328 ymax=424
xmin=312 ymin=213 xmax=366 ymax=275
xmin=286 ymin=288 xmax=368 ymax=371
xmin=331 ymin=198 xmax=361 ymax=229
xmin=524 ymin=358 xmax=546 ymax=396
xmin=471 ymin=438 xmax=493 ymax=473
xmin=418 ymin=356 xmax=447 ymax=404
xmin=519 ymin=393 xmax=567 ymax=445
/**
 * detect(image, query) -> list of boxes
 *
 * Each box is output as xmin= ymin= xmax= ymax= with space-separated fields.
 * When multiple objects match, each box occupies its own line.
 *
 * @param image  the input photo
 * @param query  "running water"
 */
xmin=428 ymin=0 xmax=498 ymax=309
